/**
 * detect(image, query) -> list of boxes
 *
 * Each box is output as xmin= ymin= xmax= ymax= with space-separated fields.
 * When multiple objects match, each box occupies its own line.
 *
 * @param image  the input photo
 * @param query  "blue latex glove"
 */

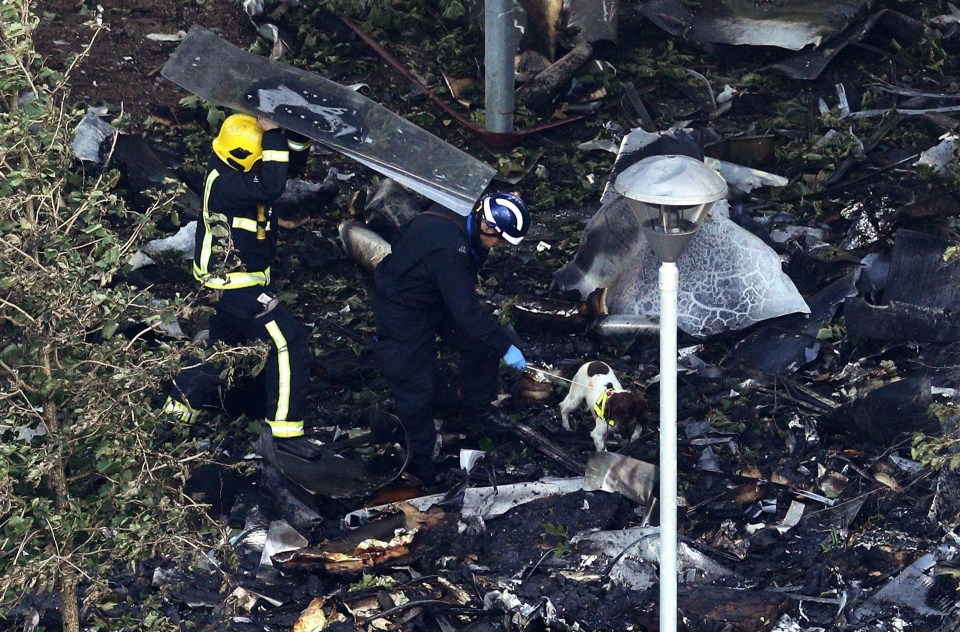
xmin=502 ymin=345 xmax=527 ymax=371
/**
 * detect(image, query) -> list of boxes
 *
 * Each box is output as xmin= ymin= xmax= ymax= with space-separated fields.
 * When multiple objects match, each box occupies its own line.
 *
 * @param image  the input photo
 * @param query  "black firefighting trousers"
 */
xmin=373 ymin=308 xmax=500 ymax=460
xmin=168 ymin=286 xmax=309 ymax=436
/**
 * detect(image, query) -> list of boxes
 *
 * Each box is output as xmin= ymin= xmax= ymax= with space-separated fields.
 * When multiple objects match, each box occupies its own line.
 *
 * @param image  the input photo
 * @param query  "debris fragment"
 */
xmin=338 ymin=220 xmax=392 ymax=273
xmin=857 ymin=547 xmax=958 ymax=617
xmin=70 ymin=107 xmax=115 ymax=162
xmin=845 ymin=229 xmax=960 ymax=342
xmin=254 ymin=520 xmax=309 ymax=586
xmin=128 ymin=221 xmax=196 ymax=272
xmin=584 ymin=452 xmax=655 ymax=504
xmin=145 ymin=31 xmax=186 ymax=42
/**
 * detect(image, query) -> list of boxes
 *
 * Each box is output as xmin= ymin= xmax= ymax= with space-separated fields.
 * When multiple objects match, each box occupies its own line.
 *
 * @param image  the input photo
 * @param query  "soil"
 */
xmin=27 ymin=1 xmax=960 ymax=631
xmin=36 ymin=0 xmax=251 ymax=124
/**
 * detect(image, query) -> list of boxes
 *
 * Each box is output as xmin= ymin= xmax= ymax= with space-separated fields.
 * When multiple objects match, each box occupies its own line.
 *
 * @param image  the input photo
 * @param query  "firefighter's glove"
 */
xmin=502 ymin=345 xmax=527 ymax=371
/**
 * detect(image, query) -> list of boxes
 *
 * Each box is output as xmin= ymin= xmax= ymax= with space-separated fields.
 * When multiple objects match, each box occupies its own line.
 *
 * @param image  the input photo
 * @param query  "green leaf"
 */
xmin=102 ymin=321 xmax=118 ymax=339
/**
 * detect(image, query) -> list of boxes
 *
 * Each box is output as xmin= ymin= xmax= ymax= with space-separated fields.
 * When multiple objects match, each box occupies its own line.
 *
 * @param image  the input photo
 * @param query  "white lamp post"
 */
xmin=613 ymin=155 xmax=727 ymax=632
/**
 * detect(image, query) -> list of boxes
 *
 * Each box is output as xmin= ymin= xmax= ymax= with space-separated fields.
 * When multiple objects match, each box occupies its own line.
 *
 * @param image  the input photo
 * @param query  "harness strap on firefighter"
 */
xmin=256 ymin=204 xmax=267 ymax=240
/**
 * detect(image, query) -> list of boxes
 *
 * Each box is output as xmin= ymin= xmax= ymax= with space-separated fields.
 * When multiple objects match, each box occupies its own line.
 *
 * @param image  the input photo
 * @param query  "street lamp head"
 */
xmin=613 ymin=154 xmax=728 ymax=262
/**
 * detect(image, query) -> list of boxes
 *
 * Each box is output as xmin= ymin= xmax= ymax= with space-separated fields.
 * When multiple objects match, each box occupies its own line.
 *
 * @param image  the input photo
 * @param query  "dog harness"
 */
xmin=594 ymin=388 xmax=623 ymax=427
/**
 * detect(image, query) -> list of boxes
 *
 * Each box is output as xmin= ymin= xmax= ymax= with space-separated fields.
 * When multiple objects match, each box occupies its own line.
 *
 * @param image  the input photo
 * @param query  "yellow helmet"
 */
xmin=212 ymin=114 xmax=262 ymax=172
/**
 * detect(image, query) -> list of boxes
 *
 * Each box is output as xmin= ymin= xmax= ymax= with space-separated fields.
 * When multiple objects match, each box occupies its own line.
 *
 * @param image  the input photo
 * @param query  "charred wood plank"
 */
xmin=515 ymin=42 xmax=594 ymax=110
xmin=512 ymin=421 xmax=586 ymax=475
xmin=679 ymin=586 xmax=789 ymax=632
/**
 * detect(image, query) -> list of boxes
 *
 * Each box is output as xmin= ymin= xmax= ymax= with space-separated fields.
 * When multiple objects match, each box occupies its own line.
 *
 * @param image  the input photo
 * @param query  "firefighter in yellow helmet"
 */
xmin=164 ymin=113 xmax=319 ymax=457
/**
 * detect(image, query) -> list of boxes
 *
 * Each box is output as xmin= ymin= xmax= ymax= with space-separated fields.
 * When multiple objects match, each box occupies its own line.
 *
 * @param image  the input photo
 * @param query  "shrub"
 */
xmin=0 ymin=2 xmax=222 ymax=629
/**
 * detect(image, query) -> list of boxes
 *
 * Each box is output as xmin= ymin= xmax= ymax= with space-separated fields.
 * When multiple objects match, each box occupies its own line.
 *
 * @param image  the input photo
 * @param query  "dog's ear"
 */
xmin=605 ymin=392 xmax=642 ymax=427
xmin=606 ymin=392 xmax=649 ymax=427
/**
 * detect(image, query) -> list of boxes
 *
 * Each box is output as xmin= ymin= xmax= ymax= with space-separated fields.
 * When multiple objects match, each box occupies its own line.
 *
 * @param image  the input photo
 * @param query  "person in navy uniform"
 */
xmin=165 ymin=113 xmax=319 ymax=456
xmin=372 ymin=193 xmax=531 ymax=481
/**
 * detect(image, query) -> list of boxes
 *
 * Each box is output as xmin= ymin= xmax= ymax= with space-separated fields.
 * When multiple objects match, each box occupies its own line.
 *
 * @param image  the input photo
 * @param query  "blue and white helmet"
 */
xmin=479 ymin=193 xmax=530 ymax=245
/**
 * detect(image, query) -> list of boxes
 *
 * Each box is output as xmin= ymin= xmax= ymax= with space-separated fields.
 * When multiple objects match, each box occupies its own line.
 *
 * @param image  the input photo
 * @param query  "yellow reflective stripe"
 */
xmin=287 ymin=139 xmax=311 ymax=151
xmin=265 ymin=319 xmax=292 ymax=422
xmin=193 ymin=264 xmax=270 ymax=289
xmin=163 ymin=397 xmax=198 ymax=423
xmin=261 ymin=149 xmax=289 ymax=163
xmin=197 ymin=169 xmax=221 ymax=276
xmin=266 ymin=420 xmax=304 ymax=438
xmin=593 ymin=391 xmax=608 ymax=420
xmin=231 ymin=217 xmax=271 ymax=232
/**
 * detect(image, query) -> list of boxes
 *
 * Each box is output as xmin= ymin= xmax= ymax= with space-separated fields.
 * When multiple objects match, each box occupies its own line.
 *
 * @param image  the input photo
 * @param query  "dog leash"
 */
xmin=527 ymin=365 xmax=622 ymax=427
xmin=525 ymin=366 xmax=592 ymax=390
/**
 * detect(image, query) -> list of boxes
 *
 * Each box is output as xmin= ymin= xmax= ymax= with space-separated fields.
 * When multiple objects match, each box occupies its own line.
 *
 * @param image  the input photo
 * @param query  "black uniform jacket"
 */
xmin=373 ymin=205 xmax=513 ymax=356
xmin=193 ymin=128 xmax=309 ymax=289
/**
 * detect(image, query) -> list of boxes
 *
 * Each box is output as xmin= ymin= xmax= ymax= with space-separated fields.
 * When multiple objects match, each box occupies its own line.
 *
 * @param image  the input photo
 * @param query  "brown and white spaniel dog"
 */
xmin=559 ymin=361 xmax=649 ymax=451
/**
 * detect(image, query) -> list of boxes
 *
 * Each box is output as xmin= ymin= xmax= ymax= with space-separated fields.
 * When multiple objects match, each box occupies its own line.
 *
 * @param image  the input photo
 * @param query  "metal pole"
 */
xmin=484 ymin=0 xmax=514 ymax=132
xmin=659 ymin=260 xmax=678 ymax=632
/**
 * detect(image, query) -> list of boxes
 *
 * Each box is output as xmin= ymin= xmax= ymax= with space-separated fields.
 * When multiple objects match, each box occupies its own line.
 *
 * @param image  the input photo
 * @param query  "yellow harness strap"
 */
xmin=594 ymin=388 xmax=622 ymax=427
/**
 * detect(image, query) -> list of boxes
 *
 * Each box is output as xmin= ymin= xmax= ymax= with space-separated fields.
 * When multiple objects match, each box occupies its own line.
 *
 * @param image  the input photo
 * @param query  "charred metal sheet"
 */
xmin=74 ymin=127 xmax=202 ymax=217
xmin=641 ymin=0 xmax=871 ymax=51
xmin=258 ymin=409 xmax=409 ymax=498
xmin=572 ymin=526 xmax=740 ymax=589
xmin=70 ymin=107 xmax=115 ymax=162
xmin=511 ymin=295 xmax=590 ymax=335
xmin=642 ymin=2 xmax=920 ymax=81
xmin=161 ymin=26 xmax=495 ymax=215
xmin=846 ymin=229 xmax=960 ymax=342
xmin=818 ymin=377 xmax=938 ymax=445
xmin=231 ymin=506 xmax=269 ymax=558
xmin=844 ymin=298 xmax=960 ymax=343
xmin=883 ymin=230 xmax=960 ymax=309
xmin=584 ymin=452 xmax=655 ymax=504
xmin=772 ymin=9 xmax=926 ymax=80
xmin=258 ymin=520 xmax=308 ymax=582
xmin=348 ymin=478 xmax=587 ymax=526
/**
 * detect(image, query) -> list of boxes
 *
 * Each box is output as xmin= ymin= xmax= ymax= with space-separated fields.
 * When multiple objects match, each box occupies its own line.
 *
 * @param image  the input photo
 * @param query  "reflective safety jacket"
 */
xmin=193 ymin=129 xmax=310 ymax=290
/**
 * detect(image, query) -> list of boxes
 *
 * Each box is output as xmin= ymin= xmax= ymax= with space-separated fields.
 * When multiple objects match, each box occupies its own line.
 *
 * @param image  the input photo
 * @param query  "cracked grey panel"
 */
xmin=602 ymin=202 xmax=809 ymax=337
xmin=162 ymin=26 xmax=495 ymax=214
